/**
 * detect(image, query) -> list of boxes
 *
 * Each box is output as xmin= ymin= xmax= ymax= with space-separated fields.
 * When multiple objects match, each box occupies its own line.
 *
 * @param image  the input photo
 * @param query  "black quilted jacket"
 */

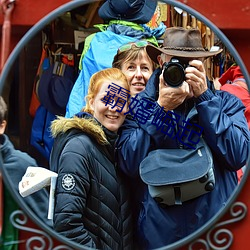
xmin=49 ymin=113 xmax=133 ymax=249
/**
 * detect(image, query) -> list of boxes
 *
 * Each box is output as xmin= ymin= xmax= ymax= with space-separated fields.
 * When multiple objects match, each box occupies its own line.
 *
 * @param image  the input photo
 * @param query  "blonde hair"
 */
xmin=84 ymin=68 xmax=129 ymax=114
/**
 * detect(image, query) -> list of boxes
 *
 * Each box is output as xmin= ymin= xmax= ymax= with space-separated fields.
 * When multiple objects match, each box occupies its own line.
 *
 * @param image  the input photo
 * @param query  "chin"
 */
xmin=108 ymin=128 xmax=118 ymax=133
xmin=105 ymin=125 xmax=119 ymax=133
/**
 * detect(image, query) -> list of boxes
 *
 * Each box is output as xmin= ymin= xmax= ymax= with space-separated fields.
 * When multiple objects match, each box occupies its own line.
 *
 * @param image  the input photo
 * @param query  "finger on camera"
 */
xmin=188 ymin=59 xmax=204 ymax=69
xmin=185 ymin=72 xmax=201 ymax=83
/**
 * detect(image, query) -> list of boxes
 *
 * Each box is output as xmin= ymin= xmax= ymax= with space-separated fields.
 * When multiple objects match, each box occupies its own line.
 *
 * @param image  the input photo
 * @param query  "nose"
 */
xmin=108 ymin=104 xmax=116 ymax=112
xmin=135 ymin=67 xmax=143 ymax=79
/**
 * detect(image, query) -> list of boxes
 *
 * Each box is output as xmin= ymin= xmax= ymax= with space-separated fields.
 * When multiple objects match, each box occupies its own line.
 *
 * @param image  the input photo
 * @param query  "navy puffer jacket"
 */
xmin=50 ymin=113 xmax=133 ymax=250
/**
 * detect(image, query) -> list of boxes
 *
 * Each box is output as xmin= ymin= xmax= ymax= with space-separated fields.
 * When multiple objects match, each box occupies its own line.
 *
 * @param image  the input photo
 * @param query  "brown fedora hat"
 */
xmin=146 ymin=27 xmax=223 ymax=63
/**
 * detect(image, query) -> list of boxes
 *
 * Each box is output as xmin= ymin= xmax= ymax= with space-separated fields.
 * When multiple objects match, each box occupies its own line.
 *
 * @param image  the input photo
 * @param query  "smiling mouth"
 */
xmin=132 ymin=83 xmax=145 ymax=86
xmin=106 ymin=115 xmax=119 ymax=120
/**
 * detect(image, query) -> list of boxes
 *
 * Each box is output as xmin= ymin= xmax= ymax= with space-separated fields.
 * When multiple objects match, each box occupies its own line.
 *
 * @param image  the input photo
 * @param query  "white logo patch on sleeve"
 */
xmin=62 ymin=174 xmax=75 ymax=191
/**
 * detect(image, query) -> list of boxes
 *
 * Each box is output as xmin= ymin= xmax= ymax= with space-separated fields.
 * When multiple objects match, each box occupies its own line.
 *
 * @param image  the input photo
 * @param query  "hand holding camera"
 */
xmin=163 ymin=58 xmax=207 ymax=98
xmin=162 ymin=57 xmax=189 ymax=88
xmin=158 ymin=71 xmax=190 ymax=111
xmin=185 ymin=59 xmax=208 ymax=97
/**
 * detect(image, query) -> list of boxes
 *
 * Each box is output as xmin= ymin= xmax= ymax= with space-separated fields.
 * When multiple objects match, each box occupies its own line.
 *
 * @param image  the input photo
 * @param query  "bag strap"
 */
xmin=186 ymin=106 xmax=198 ymax=121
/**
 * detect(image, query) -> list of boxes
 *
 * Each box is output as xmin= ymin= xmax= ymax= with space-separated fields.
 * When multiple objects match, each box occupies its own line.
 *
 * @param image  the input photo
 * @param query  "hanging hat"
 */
xmin=146 ymin=27 xmax=223 ymax=63
xmin=38 ymin=63 xmax=76 ymax=116
xmin=98 ymin=0 xmax=157 ymax=24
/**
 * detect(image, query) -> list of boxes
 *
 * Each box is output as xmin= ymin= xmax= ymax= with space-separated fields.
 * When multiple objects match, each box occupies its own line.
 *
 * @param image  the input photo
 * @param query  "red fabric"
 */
xmin=219 ymin=67 xmax=250 ymax=129
xmin=220 ymin=84 xmax=250 ymax=128
xmin=237 ymin=168 xmax=244 ymax=183
xmin=219 ymin=66 xmax=249 ymax=183
xmin=29 ymin=47 xmax=48 ymax=117
xmin=219 ymin=65 xmax=245 ymax=85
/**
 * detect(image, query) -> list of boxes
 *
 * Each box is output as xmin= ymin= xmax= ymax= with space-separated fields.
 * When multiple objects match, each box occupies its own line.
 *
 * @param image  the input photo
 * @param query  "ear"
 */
xmin=0 ymin=120 xmax=7 ymax=134
xmin=157 ymin=54 xmax=164 ymax=67
xmin=89 ymin=98 xmax=95 ymax=111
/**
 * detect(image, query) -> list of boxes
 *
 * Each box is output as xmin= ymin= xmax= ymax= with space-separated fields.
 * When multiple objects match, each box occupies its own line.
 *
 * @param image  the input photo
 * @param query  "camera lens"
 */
xmin=162 ymin=58 xmax=187 ymax=87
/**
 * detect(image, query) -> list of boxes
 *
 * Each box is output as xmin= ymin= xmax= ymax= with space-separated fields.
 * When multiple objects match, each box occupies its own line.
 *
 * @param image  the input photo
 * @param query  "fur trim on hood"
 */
xmin=50 ymin=115 xmax=108 ymax=145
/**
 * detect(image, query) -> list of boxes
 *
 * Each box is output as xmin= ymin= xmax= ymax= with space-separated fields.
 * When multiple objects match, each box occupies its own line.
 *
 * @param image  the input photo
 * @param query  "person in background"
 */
xmin=49 ymin=68 xmax=133 ymax=249
xmin=214 ymin=65 xmax=250 ymax=182
xmin=214 ymin=65 xmax=250 ymax=128
xmin=0 ymin=96 xmax=52 ymax=246
xmin=117 ymin=27 xmax=250 ymax=249
xmin=65 ymin=0 xmax=165 ymax=118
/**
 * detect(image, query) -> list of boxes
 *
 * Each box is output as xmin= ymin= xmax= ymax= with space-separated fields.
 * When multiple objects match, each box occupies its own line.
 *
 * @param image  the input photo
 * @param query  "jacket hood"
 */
xmin=50 ymin=113 xmax=108 ymax=145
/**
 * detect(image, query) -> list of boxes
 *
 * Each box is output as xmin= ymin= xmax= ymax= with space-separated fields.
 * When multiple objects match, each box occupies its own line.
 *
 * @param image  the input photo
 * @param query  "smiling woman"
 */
xmin=83 ymin=68 xmax=130 ymax=132
xmin=112 ymin=40 xmax=157 ymax=96
xmin=49 ymin=68 xmax=133 ymax=249
xmin=0 ymin=0 xmax=249 ymax=250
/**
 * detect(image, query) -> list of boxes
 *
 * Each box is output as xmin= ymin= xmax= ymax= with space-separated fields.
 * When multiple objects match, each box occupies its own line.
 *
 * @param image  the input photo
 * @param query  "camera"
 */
xmin=162 ymin=57 xmax=189 ymax=87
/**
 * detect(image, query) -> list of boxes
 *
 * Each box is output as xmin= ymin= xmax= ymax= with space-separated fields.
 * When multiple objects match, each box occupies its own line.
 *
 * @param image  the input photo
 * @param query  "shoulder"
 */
xmin=1 ymin=134 xmax=37 ymax=166
xmin=216 ymin=90 xmax=245 ymax=109
xmin=9 ymin=150 xmax=37 ymax=170
xmin=52 ymin=132 xmax=100 ymax=174
xmin=61 ymin=132 xmax=98 ymax=155
xmin=198 ymin=89 xmax=245 ymax=111
xmin=119 ymin=116 xmax=140 ymax=131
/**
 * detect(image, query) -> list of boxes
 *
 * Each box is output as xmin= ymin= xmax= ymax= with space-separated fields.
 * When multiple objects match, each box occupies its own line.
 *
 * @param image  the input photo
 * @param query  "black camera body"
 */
xmin=162 ymin=57 xmax=189 ymax=87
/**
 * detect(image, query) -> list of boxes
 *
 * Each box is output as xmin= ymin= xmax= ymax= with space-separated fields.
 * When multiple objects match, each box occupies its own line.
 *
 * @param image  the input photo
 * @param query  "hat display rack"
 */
xmin=29 ymin=1 xmax=243 ymax=114
xmin=40 ymin=1 xmax=232 ymax=82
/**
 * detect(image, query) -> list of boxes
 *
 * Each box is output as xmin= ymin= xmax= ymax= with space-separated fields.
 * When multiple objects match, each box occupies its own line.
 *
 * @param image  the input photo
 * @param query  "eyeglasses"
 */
xmin=118 ymin=40 xmax=148 ymax=53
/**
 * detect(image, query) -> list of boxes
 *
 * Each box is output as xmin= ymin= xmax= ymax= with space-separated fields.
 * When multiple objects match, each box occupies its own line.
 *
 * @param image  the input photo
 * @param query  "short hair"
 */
xmin=84 ymin=68 xmax=129 ymax=114
xmin=0 ymin=96 xmax=8 ymax=123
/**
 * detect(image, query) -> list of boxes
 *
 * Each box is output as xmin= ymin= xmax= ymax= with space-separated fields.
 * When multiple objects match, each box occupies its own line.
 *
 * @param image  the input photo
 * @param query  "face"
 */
xmin=121 ymin=51 xmax=154 ymax=96
xmin=0 ymin=120 xmax=6 ymax=135
xmin=90 ymin=81 xmax=128 ymax=133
